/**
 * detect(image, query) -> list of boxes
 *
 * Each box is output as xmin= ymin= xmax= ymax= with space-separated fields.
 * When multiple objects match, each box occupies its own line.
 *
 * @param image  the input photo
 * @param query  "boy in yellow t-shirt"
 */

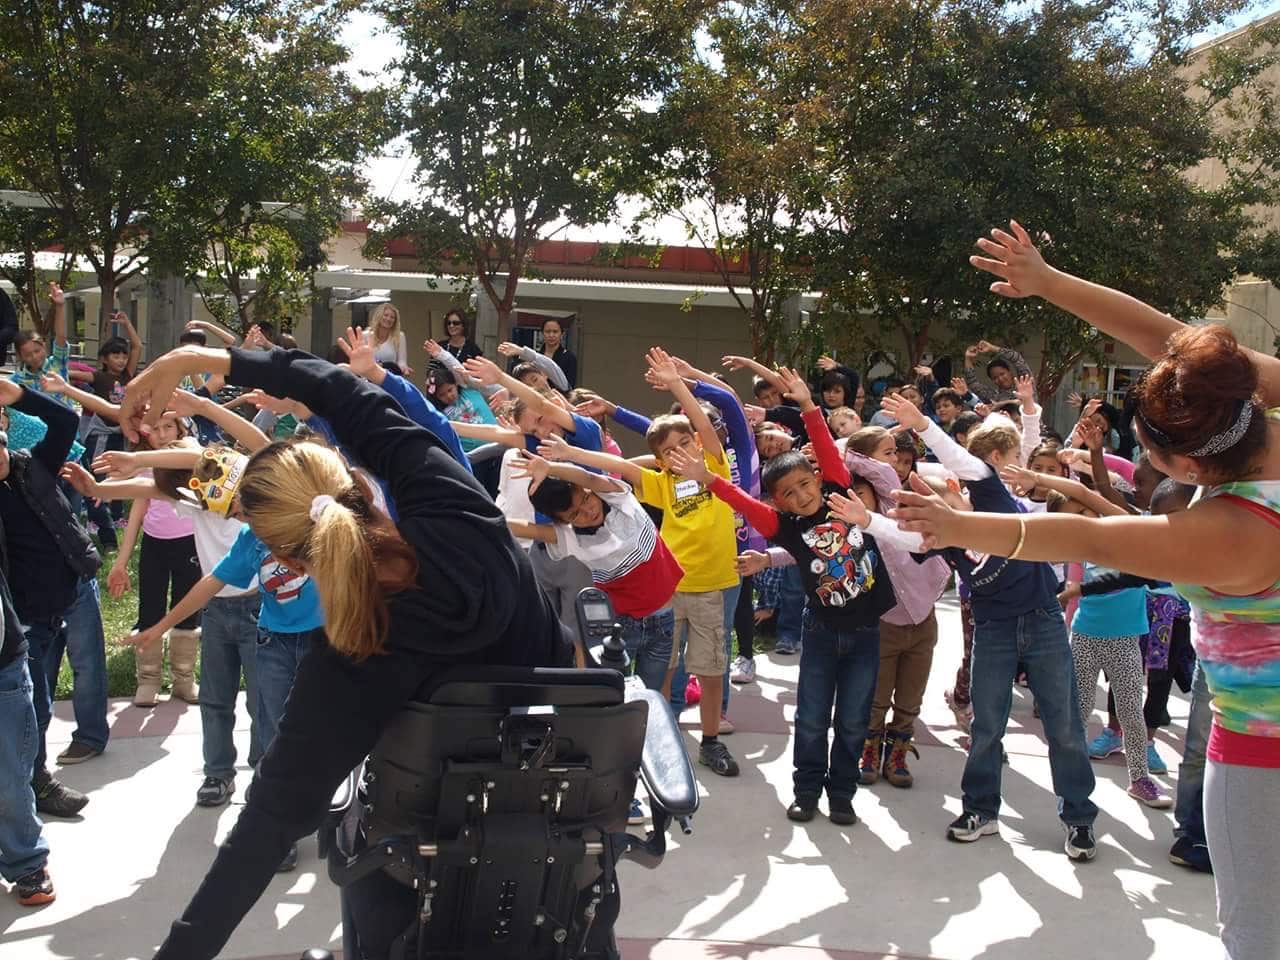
xmin=537 ymin=347 xmax=742 ymax=777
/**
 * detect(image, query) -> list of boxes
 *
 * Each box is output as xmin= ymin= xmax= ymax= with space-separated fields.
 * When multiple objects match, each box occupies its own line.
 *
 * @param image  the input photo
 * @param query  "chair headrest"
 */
xmin=416 ymin=666 xmax=625 ymax=708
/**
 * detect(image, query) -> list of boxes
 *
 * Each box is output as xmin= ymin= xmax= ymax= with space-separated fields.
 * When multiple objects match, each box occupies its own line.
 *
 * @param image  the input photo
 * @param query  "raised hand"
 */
xmin=879 ymin=392 xmax=928 ymax=432
xmin=574 ymin=395 xmax=614 ymax=419
xmin=665 ymin=444 xmax=711 ymax=484
xmin=238 ymin=389 xmax=294 ymax=415
xmin=167 ymin=389 xmax=205 ymax=418
xmin=48 ymin=281 xmax=65 ymax=306
xmin=735 ymin=550 xmax=770 ymax=576
xmin=1014 ymin=374 xmax=1036 ymax=405
xmin=118 ymin=346 xmax=199 ymax=442
xmin=643 ymin=367 xmax=671 ymax=393
xmin=536 ymin=433 xmax=572 ymax=462
xmin=510 ymin=450 xmax=552 ymax=493
xmin=998 ymin=463 xmax=1038 ymax=495
xmin=976 ymin=339 xmax=999 ymax=354
xmin=888 ymin=472 xmax=961 ymax=551
xmin=59 ymin=461 xmax=99 ymax=498
xmin=496 ymin=341 xmax=521 ymax=358
xmin=92 ymin=450 xmax=140 ymax=480
xmin=1077 ymin=417 xmax=1104 ymax=451
xmin=970 ymin=220 xmax=1054 ymax=300
xmin=645 ymin=346 xmax=681 ymax=388
xmin=1068 ymin=391 xmax=1085 ymax=410
xmin=743 ymin=403 xmax=766 ymax=425
xmin=827 ymin=489 xmax=870 ymax=529
xmin=337 ymin=326 xmax=378 ymax=379
xmin=463 ymin=356 xmax=503 ymax=386
xmin=721 ymin=355 xmax=757 ymax=373
xmin=951 ymin=377 xmax=969 ymax=395
xmin=423 ymin=338 xmax=444 ymax=358
xmin=974 ymin=402 xmax=992 ymax=418
xmin=816 ymin=355 xmax=837 ymax=372
xmin=913 ymin=364 xmax=934 ymax=378
xmin=964 ymin=345 xmax=980 ymax=366
xmin=245 ymin=324 xmax=272 ymax=350
xmin=776 ymin=366 xmax=813 ymax=409
xmin=39 ymin=371 xmax=68 ymax=394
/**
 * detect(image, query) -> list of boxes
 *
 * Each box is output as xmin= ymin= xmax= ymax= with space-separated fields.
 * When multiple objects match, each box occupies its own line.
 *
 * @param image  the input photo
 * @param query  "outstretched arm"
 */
xmin=41 ymin=371 xmax=120 ymax=421
xmin=465 ymin=356 xmax=573 ymax=430
xmin=537 ymin=433 xmax=645 ymax=488
xmin=882 ymin=393 xmax=990 ymax=481
xmin=648 ymin=347 xmax=723 ymax=461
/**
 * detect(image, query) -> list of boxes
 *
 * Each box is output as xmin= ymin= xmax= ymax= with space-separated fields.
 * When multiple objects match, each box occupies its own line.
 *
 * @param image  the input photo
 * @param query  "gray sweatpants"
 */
xmin=529 ymin=542 xmax=593 ymax=646
xmin=1205 ymin=758 xmax=1280 ymax=959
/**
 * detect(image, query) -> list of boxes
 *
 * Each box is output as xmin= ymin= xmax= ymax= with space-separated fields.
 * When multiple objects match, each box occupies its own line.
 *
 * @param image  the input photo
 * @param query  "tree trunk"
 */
xmin=97 ymin=264 xmax=118 ymax=341
xmin=496 ymin=304 xmax=513 ymax=344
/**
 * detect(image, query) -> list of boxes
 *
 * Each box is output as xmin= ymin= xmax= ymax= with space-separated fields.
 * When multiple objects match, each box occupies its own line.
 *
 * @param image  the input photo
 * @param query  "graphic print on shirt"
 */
xmin=801 ymin=519 xmax=877 ymax=608
xmin=259 ymin=556 xmax=308 ymax=604
xmin=671 ymin=478 xmax=713 ymax=519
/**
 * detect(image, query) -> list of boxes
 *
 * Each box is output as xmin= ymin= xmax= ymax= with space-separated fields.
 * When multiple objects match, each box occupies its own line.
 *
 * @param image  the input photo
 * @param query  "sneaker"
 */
xmin=774 ymin=638 xmax=799 ymax=655
xmin=828 ymin=796 xmax=857 ymax=826
xmin=1128 ymin=777 xmax=1174 ymax=809
xmin=730 ymin=656 xmax=756 ymax=684
xmin=14 ymin=868 xmax=54 ymax=906
xmin=786 ymin=799 xmax=816 ymax=822
xmin=1169 ymin=836 xmax=1213 ymax=874
xmin=196 ymin=776 xmax=235 ymax=808
xmin=1086 ymin=728 xmax=1124 ymax=759
xmin=718 ymin=714 xmax=735 ymax=735
xmin=698 ymin=739 xmax=740 ymax=777
xmin=628 ymin=798 xmax=646 ymax=826
xmin=944 ymin=689 xmax=972 ymax=734
xmin=55 ymin=742 xmax=102 ymax=765
xmin=33 ymin=774 xmax=88 ymax=818
xmin=1064 ymin=824 xmax=1097 ymax=862
xmin=947 ymin=812 xmax=999 ymax=843
xmin=1146 ymin=742 xmax=1168 ymax=775
xmin=276 ymin=842 xmax=298 ymax=873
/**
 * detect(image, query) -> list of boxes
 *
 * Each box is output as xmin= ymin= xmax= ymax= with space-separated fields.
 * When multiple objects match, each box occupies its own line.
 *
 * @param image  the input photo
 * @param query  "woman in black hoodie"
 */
xmin=119 ymin=337 xmax=571 ymax=960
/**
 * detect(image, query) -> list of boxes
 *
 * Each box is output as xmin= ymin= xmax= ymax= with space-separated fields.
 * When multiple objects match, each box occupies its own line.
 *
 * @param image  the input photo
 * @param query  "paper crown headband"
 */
xmin=179 ymin=447 xmax=248 ymax=516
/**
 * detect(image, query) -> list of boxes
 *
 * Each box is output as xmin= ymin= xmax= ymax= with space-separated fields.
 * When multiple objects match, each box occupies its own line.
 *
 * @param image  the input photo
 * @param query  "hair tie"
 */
xmin=309 ymin=494 xmax=337 ymax=522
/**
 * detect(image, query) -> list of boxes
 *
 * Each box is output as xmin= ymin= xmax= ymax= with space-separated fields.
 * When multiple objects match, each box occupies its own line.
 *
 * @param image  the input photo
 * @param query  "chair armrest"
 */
xmin=628 ymin=687 xmax=699 ymax=818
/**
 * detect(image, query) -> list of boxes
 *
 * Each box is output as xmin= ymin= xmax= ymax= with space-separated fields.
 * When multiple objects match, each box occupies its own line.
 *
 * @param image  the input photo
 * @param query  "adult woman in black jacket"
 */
xmin=118 ymin=339 xmax=571 ymax=960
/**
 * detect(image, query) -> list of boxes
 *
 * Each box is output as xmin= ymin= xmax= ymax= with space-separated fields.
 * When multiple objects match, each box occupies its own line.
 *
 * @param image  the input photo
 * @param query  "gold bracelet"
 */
xmin=1008 ymin=514 xmax=1027 ymax=560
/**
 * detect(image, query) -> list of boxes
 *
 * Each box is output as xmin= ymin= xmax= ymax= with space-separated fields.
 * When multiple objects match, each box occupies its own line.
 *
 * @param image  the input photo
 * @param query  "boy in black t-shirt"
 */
xmin=670 ymin=368 xmax=896 ymax=826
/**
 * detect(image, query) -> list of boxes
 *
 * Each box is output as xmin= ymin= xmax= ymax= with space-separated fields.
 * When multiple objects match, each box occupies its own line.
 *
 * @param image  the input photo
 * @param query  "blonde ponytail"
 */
xmin=237 ymin=439 xmax=418 ymax=660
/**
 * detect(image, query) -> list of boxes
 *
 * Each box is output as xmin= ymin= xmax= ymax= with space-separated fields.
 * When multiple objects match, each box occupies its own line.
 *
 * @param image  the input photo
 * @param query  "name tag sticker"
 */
xmin=674 ymin=479 xmax=701 ymax=500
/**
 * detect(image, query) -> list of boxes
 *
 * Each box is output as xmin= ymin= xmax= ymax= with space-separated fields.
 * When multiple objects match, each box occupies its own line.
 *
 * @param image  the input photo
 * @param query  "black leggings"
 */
xmin=734 ymin=572 xmax=755 ymax=660
xmin=136 ymin=533 xmax=202 ymax=631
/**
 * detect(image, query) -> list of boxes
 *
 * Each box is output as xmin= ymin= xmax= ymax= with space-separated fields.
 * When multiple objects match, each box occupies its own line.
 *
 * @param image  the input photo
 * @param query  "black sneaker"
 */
xmin=947 ymin=812 xmax=999 ymax=843
xmin=698 ymin=739 xmax=740 ymax=777
xmin=196 ymin=776 xmax=235 ymax=808
xmin=15 ymin=867 xmax=55 ymax=906
xmin=828 ymin=796 xmax=857 ymax=826
xmin=1169 ymin=836 xmax=1213 ymax=874
xmin=786 ymin=800 xmax=816 ymax=822
xmin=1064 ymin=824 xmax=1097 ymax=862
xmin=32 ymin=773 xmax=88 ymax=818
xmin=276 ymin=842 xmax=299 ymax=873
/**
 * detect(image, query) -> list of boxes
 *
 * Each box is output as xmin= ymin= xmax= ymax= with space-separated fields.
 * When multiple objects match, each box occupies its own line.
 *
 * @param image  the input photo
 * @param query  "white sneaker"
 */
xmin=730 ymin=656 xmax=756 ymax=684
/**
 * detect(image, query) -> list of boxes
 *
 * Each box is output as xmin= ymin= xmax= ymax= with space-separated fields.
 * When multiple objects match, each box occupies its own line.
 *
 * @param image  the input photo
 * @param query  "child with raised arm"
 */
xmin=670 ymin=368 xmax=896 ymax=824
xmin=537 ymin=348 xmax=741 ymax=778
xmin=878 ymin=391 xmax=1099 ymax=860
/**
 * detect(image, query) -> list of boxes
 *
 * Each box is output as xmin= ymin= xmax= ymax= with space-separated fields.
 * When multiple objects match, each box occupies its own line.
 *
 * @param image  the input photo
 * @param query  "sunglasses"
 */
xmin=446 ymin=320 xmax=463 ymax=327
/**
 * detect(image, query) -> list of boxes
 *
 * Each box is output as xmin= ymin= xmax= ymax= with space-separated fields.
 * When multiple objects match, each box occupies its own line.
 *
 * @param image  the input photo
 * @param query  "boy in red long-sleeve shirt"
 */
xmin=669 ymin=368 xmax=898 ymax=825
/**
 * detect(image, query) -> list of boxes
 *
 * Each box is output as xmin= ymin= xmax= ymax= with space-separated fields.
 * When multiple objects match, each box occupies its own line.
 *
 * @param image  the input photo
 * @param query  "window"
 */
xmin=1078 ymin=364 xmax=1146 ymax=407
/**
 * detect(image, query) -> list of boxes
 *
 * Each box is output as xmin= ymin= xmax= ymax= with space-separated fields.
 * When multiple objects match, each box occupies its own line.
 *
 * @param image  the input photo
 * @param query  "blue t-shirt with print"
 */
xmin=213 ymin=525 xmax=325 ymax=633
xmin=527 ymin=412 xmax=604 ymax=523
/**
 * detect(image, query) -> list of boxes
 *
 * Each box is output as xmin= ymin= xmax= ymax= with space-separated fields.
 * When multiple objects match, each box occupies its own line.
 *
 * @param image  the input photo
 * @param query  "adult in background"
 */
xmin=440 ymin=308 xmax=482 ymax=364
xmin=539 ymin=317 xmax=577 ymax=390
xmin=362 ymin=303 xmax=410 ymax=375
xmin=963 ymin=339 xmax=1031 ymax=404
xmin=0 ymin=287 xmax=18 ymax=369
xmin=895 ymin=219 xmax=1280 ymax=960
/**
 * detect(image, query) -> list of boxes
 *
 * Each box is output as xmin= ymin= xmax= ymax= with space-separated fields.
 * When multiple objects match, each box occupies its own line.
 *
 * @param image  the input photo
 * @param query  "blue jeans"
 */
xmin=1174 ymin=661 xmax=1211 ymax=844
xmin=0 ymin=657 xmax=48 ymax=881
xmin=965 ymin=605 xmax=1097 ymax=825
xmin=199 ymin=593 xmax=262 ymax=781
xmin=793 ymin=619 xmax=880 ymax=803
xmin=25 ymin=576 xmax=108 ymax=772
xmin=619 ymin=609 xmax=674 ymax=692
xmin=668 ymin=581 xmax=740 ymax=714
xmin=255 ymin=627 xmax=322 ymax=753
xmin=776 ymin=566 xmax=806 ymax=649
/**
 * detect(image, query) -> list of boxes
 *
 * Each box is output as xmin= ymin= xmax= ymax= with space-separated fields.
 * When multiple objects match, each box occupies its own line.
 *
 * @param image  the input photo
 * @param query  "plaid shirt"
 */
xmin=754 ymin=566 xmax=783 ymax=611
xmin=10 ymin=340 xmax=75 ymax=408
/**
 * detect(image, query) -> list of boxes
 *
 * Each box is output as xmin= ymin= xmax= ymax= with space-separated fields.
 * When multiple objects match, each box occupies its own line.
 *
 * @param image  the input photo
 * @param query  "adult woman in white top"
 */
xmin=363 ymin=303 xmax=410 ymax=374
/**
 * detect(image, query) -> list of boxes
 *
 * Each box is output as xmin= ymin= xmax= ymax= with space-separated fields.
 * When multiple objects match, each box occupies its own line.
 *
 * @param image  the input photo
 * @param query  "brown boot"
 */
xmin=859 ymin=734 xmax=883 ymax=786
xmin=133 ymin=635 xmax=164 ymax=707
xmin=168 ymin=628 xmax=200 ymax=704
xmin=882 ymin=732 xmax=920 ymax=789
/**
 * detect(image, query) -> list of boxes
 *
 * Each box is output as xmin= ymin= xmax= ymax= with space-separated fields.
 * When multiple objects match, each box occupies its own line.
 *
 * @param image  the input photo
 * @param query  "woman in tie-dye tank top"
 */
xmin=891 ymin=225 xmax=1280 ymax=960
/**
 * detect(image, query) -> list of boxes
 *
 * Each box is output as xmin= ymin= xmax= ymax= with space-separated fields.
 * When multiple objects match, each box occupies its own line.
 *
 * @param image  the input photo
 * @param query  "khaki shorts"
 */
xmin=671 ymin=589 xmax=728 ymax=677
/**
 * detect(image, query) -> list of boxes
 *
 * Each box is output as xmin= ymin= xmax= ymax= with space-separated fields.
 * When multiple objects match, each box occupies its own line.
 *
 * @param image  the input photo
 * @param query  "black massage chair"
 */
xmin=308 ymin=589 xmax=699 ymax=960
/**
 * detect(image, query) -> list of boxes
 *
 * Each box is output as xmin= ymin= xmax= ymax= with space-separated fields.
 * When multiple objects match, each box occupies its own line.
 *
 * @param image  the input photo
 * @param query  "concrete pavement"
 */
xmin=0 ymin=594 xmax=1219 ymax=960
